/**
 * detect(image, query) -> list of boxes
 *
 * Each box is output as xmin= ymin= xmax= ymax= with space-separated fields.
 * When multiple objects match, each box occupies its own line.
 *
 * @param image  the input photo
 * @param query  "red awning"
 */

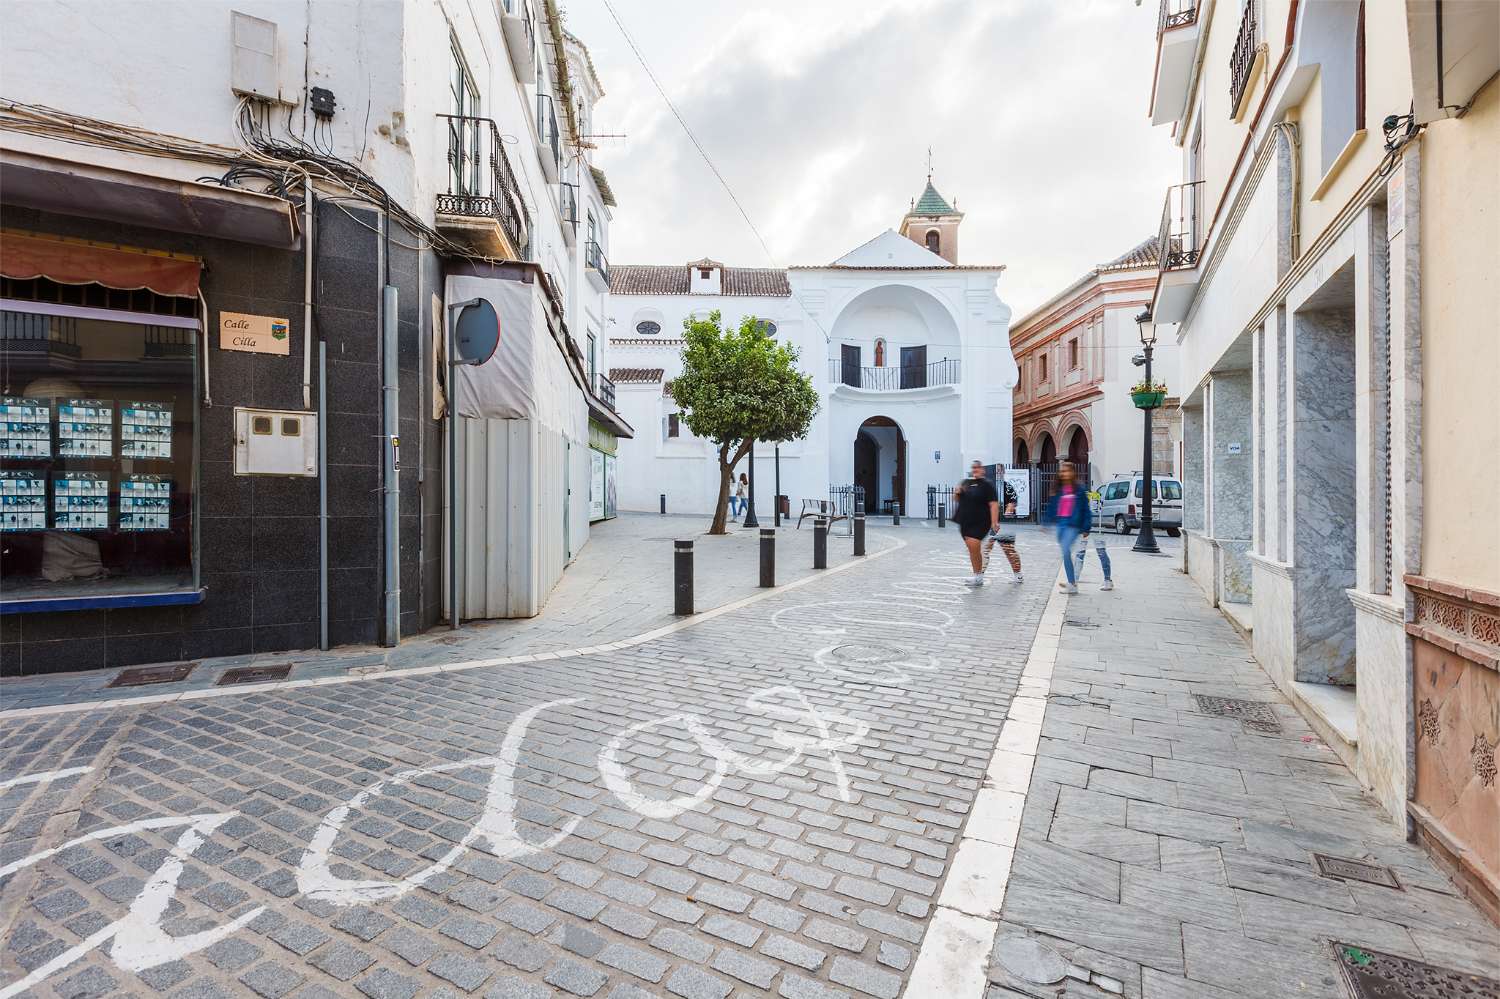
xmin=0 ymin=230 xmax=202 ymax=298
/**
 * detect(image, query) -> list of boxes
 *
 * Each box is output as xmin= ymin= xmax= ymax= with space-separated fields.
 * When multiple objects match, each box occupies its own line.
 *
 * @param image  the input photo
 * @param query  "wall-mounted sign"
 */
xmin=220 ymin=311 xmax=290 ymax=355
xmin=1227 ymin=442 xmax=1243 ymax=454
xmin=933 ymin=450 xmax=941 ymax=462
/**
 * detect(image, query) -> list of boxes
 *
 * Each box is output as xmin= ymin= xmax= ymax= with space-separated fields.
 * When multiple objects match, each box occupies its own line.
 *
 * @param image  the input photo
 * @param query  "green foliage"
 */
xmin=673 ymin=311 xmax=819 ymax=454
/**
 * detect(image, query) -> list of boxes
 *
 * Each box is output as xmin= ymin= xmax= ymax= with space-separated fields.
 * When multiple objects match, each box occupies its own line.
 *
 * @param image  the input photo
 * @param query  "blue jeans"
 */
xmin=1075 ymin=534 xmax=1112 ymax=581
xmin=729 ymin=497 xmax=743 ymax=516
xmin=1058 ymin=526 xmax=1085 ymax=585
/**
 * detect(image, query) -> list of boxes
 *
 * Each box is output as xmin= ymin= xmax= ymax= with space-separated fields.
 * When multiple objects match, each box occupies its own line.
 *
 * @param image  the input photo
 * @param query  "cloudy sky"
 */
xmin=564 ymin=0 xmax=1180 ymax=318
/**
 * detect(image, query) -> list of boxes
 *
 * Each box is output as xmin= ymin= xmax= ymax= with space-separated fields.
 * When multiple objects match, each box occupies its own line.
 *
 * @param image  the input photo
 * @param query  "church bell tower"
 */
xmin=899 ymin=175 xmax=964 ymax=264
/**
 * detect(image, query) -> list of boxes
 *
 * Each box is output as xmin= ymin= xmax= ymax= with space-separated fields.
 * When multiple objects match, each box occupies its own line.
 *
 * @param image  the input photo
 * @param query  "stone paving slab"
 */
xmin=987 ymin=545 xmax=1500 ymax=999
xmin=0 ymin=527 xmax=1064 ymax=997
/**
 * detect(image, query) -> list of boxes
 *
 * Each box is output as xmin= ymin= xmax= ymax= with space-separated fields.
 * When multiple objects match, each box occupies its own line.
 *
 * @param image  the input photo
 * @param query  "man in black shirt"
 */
xmin=953 ymin=459 xmax=1000 ymax=587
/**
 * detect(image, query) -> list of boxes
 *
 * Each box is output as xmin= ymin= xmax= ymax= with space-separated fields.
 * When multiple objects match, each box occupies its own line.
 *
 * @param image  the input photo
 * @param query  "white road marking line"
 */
xmin=0 ymin=765 xmax=93 ymax=790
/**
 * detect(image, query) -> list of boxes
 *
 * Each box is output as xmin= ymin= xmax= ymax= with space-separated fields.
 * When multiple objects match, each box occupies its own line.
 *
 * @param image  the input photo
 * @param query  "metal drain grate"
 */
xmin=108 ymin=663 xmax=195 ymax=687
xmin=827 ymin=644 xmax=910 ymax=663
xmin=1333 ymin=942 xmax=1500 ymax=999
xmin=1192 ymin=693 xmax=1283 ymax=733
xmin=1314 ymin=854 xmax=1401 ymax=889
xmin=217 ymin=665 xmax=292 ymax=686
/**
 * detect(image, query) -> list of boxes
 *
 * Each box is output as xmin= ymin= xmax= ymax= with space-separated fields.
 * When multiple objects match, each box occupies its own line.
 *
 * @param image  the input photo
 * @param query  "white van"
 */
xmin=1095 ymin=475 xmax=1183 ymax=536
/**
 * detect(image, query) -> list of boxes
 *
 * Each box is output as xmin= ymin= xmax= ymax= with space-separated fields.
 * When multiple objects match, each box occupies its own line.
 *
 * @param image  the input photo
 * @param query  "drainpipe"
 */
xmin=302 ymin=176 xmax=314 ymax=410
xmin=380 ymin=205 xmax=400 ymax=646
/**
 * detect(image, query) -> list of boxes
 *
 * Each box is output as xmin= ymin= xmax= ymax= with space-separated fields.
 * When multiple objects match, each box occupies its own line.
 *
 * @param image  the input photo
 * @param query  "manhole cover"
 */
xmin=108 ymin=663 xmax=194 ymax=687
xmin=1333 ymin=942 xmax=1500 ymax=999
xmin=993 ymin=935 xmax=1068 ymax=985
xmin=1192 ymin=693 xmax=1283 ymax=733
xmin=827 ymin=644 xmax=910 ymax=664
xmin=1314 ymin=854 xmax=1401 ymax=889
xmin=217 ymin=665 xmax=292 ymax=686
xmin=1063 ymin=617 xmax=1099 ymax=628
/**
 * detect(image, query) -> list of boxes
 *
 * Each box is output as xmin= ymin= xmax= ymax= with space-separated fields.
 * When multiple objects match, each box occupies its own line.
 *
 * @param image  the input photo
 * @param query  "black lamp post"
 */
xmin=1132 ymin=310 xmax=1161 ymax=554
xmin=743 ymin=439 xmax=759 ymax=528
xmin=773 ymin=443 xmax=781 ymax=527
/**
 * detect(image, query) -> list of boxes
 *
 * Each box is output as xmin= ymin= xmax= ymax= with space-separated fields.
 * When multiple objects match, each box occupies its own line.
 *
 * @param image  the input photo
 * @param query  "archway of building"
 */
xmin=1064 ymin=424 xmax=1090 ymax=469
xmin=1037 ymin=432 xmax=1057 ymax=466
xmin=854 ymin=415 xmax=906 ymax=514
xmin=1014 ymin=438 xmax=1030 ymax=467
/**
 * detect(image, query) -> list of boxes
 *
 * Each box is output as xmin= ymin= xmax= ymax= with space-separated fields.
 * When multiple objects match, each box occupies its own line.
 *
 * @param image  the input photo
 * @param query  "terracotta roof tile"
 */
xmin=610 ymin=264 xmax=790 ymax=297
xmin=1099 ymin=235 xmax=1161 ymax=272
xmin=609 ymin=367 xmax=664 ymax=383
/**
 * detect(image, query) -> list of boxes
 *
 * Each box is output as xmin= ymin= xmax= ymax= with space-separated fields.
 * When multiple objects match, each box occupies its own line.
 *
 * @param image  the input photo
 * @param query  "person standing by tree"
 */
xmin=953 ymin=460 xmax=1000 ymax=587
xmin=672 ymin=311 xmax=819 ymax=534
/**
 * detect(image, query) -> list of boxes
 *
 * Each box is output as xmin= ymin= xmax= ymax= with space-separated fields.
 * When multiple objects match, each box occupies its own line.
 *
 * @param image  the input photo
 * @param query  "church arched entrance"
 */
xmin=854 ymin=416 xmax=906 ymax=514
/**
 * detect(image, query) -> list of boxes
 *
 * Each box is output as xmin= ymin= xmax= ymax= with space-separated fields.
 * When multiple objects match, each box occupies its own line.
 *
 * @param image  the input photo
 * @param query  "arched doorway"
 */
xmin=854 ymin=416 xmax=906 ymax=514
xmin=1038 ymin=432 xmax=1057 ymax=466
xmin=1014 ymin=439 xmax=1030 ymax=468
xmin=1064 ymin=425 xmax=1089 ymax=469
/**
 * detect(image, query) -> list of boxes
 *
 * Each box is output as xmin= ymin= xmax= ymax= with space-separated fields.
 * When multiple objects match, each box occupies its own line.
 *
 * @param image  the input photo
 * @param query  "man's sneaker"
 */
xmin=1101 ymin=580 xmax=1114 ymax=591
xmin=1063 ymin=584 xmax=1078 ymax=594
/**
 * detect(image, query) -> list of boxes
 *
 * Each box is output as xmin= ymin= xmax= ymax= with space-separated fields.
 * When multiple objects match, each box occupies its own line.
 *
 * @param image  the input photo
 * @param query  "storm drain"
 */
xmin=1191 ymin=693 xmax=1283 ymax=733
xmin=826 ymin=644 xmax=910 ymax=664
xmin=1333 ymin=942 xmax=1500 ymax=999
xmin=1313 ymin=854 xmax=1402 ymax=889
xmin=108 ymin=663 xmax=194 ymax=687
xmin=216 ymin=664 xmax=292 ymax=686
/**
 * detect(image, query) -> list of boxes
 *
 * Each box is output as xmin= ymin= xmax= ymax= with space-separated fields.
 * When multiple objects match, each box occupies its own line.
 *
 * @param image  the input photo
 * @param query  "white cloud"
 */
xmin=567 ymin=0 xmax=1178 ymax=315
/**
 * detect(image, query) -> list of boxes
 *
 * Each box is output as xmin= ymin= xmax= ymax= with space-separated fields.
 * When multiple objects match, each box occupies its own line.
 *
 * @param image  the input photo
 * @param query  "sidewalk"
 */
xmin=986 ymin=545 xmax=1500 ymax=998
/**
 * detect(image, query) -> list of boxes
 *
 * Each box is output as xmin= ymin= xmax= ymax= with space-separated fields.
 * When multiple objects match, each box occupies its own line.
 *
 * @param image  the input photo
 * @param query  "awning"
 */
xmin=1 ymin=229 xmax=202 ymax=297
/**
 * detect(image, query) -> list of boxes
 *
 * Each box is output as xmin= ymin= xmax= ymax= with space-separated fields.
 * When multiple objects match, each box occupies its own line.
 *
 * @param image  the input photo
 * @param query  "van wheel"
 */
xmin=1115 ymin=515 xmax=1131 ymax=535
xmin=1166 ymin=528 xmax=1181 ymax=538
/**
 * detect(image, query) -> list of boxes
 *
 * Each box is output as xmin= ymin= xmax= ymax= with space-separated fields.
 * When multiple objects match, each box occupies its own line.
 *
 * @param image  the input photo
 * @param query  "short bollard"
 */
xmin=660 ymin=493 xmax=666 ymax=515
xmin=853 ymin=513 xmax=866 ymax=556
xmin=674 ymin=539 xmax=693 ymax=615
xmin=892 ymin=502 xmax=901 ymax=527
xmin=813 ymin=518 xmax=828 ymax=569
xmin=760 ymin=528 xmax=776 ymax=587
xmin=937 ymin=501 xmax=946 ymax=529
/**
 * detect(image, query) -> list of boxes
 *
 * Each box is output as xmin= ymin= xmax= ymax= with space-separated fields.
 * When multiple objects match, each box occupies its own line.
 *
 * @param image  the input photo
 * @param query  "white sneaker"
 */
xmin=965 ymin=576 xmax=984 ymax=587
xmin=1012 ymin=573 xmax=1024 ymax=585
xmin=1101 ymin=580 xmax=1114 ymax=591
xmin=1064 ymin=584 xmax=1078 ymax=594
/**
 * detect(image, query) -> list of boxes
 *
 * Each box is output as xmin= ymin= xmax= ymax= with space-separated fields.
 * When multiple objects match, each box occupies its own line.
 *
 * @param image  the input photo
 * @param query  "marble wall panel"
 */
xmin=1253 ymin=561 xmax=1296 ymax=691
xmin=1183 ymin=406 xmax=1205 ymax=531
xmin=1188 ymin=531 xmax=1218 ymax=605
xmin=1218 ymin=539 xmax=1254 ymax=604
xmin=1209 ymin=371 xmax=1253 ymax=541
xmin=1354 ymin=602 xmax=1411 ymax=823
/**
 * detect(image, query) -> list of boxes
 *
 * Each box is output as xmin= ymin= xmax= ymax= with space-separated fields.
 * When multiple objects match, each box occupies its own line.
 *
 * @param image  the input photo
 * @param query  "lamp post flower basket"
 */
xmin=1131 ymin=380 xmax=1168 ymax=409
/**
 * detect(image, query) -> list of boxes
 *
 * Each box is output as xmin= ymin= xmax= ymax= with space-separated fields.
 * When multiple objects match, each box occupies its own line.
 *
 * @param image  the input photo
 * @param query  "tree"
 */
xmin=672 ymin=311 xmax=819 ymax=534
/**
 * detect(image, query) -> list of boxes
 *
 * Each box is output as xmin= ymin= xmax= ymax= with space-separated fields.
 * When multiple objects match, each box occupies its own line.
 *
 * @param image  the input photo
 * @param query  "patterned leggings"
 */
xmin=983 ymin=535 xmax=1023 ymax=574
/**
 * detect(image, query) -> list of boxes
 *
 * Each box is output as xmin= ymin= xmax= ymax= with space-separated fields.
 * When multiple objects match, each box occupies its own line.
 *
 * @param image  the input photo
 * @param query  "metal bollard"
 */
xmin=937 ymin=501 xmax=946 ymax=529
xmin=760 ymin=528 xmax=775 ymax=587
xmin=660 ymin=493 xmax=666 ymax=515
xmin=853 ymin=513 xmax=866 ymax=556
xmin=674 ymin=539 xmax=693 ymax=615
xmin=813 ymin=518 xmax=828 ymax=569
xmin=892 ymin=502 xmax=901 ymax=527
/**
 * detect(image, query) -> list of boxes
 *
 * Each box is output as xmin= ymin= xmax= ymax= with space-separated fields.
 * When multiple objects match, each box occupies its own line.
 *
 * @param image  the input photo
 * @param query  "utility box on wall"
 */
xmin=234 ymin=408 xmax=317 ymax=476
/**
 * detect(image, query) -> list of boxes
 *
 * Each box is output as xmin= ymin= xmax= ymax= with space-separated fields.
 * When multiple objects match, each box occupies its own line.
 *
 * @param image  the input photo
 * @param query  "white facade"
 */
xmin=608 ymin=205 xmax=1017 ymax=518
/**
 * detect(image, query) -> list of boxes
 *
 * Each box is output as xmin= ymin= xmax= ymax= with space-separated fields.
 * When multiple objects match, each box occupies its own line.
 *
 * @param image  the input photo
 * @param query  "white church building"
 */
xmin=606 ymin=181 xmax=1018 ymax=517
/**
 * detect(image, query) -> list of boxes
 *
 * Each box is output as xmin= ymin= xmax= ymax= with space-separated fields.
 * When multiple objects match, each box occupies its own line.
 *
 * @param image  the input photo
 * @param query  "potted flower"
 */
xmin=1130 ymin=379 xmax=1168 ymax=409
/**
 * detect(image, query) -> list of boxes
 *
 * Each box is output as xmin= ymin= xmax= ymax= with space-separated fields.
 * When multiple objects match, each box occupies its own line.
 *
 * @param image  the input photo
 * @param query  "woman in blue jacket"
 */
xmin=1044 ymin=463 xmax=1092 ymax=594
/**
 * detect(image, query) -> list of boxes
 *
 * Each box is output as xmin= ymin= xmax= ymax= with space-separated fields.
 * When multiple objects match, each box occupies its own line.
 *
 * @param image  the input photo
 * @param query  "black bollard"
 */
xmin=813 ymin=518 xmax=828 ymax=569
xmin=674 ymin=539 xmax=693 ymax=615
xmin=660 ymin=493 xmax=666 ymax=515
xmin=760 ymin=528 xmax=775 ymax=587
xmin=938 ymin=501 xmax=946 ymax=529
xmin=853 ymin=513 xmax=866 ymax=556
xmin=892 ymin=502 xmax=901 ymax=527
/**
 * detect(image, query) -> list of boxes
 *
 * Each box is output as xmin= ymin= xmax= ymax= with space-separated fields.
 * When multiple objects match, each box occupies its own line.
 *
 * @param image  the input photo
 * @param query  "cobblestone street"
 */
xmin=2 ymin=522 xmax=1497 ymax=999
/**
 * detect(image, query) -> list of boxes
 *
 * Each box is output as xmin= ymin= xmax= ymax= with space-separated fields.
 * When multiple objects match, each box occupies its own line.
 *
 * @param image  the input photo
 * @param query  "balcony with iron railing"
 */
xmin=499 ymin=0 xmax=535 ymax=81
xmin=593 ymin=371 xmax=616 ymax=411
xmin=829 ymin=357 xmax=961 ymax=391
xmin=1229 ymin=0 xmax=1261 ymax=117
xmin=585 ymin=239 xmax=609 ymax=289
xmin=1149 ymin=0 xmax=1201 ymax=125
xmin=559 ymin=181 xmax=579 ymax=245
xmin=536 ymin=93 xmax=561 ymax=183
xmin=1152 ymin=180 xmax=1206 ymax=323
xmin=435 ymin=115 xmax=530 ymax=260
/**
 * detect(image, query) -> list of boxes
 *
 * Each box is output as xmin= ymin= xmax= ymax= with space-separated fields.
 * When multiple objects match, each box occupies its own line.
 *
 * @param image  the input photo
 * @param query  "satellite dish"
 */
xmin=452 ymin=299 xmax=500 ymax=366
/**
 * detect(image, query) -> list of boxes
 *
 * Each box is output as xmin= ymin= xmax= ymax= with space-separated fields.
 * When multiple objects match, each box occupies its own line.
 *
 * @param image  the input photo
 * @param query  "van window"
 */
xmin=1108 ymin=482 xmax=1128 ymax=500
xmin=1161 ymin=480 xmax=1183 ymax=500
xmin=1134 ymin=480 xmax=1158 ymax=499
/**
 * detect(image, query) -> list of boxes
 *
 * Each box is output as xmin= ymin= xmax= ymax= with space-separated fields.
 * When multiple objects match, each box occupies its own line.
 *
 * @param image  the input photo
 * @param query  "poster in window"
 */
xmin=120 ymin=475 xmax=171 ymax=531
xmin=120 ymin=402 xmax=172 ymax=460
xmin=589 ymin=450 xmax=605 ymax=521
xmin=0 ymin=397 xmax=50 ymax=458
xmin=57 ymin=399 xmax=113 ymax=458
xmin=604 ymin=454 xmax=617 ymax=519
xmin=1003 ymin=469 xmax=1031 ymax=519
xmin=53 ymin=472 xmax=109 ymax=530
xmin=0 ymin=471 xmax=47 ymax=532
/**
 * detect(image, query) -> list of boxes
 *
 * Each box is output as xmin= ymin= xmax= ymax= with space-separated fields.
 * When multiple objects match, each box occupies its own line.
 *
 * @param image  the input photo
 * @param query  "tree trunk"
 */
xmin=708 ymin=439 xmax=751 ymax=535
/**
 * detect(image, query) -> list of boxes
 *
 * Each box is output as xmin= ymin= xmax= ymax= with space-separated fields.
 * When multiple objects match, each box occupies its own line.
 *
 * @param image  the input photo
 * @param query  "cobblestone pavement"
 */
xmin=987 ymin=545 xmax=1500 ymax=999
xmin=0 ymin=526 xmax=1058 ymax=998
xmin=0 ymin=513 xmax=899 ymax=712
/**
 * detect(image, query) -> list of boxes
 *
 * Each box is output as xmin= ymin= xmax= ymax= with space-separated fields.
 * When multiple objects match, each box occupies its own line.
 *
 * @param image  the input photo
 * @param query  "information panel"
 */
xmin=120 ymin=475 xmax=171 ymax=531
xmin=121 ymin=402 xmax=172 ymax=460
xmin=0 ymin=396 xmax=51 ymax=459
xmin=53 ymin=473 xmax=109 ymax=530
xmin=57 ymin=399 xmax=113 ymax=458
xmin=0 ymin=471 xmax=47 ymax=532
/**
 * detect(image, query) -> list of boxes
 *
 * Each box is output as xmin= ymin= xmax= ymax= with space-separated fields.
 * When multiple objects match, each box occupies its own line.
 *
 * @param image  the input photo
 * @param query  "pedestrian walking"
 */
xmin=730 ymin=472 xmax=747 ymax=517
xmin=981 ymin=465 xmax=1023 ymax=584
xmin=1045 ymin=462 xmax=1091 ymax=594
xmin=953 ymin=459 xmax=1000 ymax=587
xmin=1074 ymin=486 xmax=1114 ymax=590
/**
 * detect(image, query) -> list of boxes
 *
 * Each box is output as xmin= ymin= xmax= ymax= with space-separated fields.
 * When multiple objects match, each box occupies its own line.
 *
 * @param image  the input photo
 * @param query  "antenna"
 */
xmin=926 ymin=146 xmax=933 ymax=181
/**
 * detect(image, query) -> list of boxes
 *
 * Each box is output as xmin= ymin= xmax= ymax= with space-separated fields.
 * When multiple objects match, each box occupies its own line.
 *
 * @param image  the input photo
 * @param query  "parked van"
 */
xmin=1095 ymin=475 xmax=1183 ymax=536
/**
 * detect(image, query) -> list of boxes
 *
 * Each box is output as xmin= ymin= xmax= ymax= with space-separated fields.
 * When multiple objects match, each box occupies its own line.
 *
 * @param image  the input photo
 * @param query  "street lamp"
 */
xmin=1132 ymin=309 xmax=1161 ymax=554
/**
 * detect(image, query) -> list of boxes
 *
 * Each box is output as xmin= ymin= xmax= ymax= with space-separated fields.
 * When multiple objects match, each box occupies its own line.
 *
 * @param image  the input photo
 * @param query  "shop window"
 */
xmin=1 ymin=305 xmax=197 ymax=605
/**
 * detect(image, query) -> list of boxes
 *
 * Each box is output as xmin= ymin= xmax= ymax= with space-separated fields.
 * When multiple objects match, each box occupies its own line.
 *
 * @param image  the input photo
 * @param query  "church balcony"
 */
xmin=1149 ymin=0 xmax=1200 ymax=125
xmin=829 ymin=357 xmax=960 ymax=392
xmin=435 ymin=115 xmax=530 ymax=260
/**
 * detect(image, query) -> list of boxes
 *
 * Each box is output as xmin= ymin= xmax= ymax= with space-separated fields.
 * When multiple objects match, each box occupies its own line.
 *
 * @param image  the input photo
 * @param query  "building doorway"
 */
xmin=854 ymin=416 xmax=906 ymax=514
xmin=1038 ymin=432 xmax=1057 ymax=465
xmin=1065 ymin=425 xmax=1089 ymax=469
xmin=1014 ymin=439 xmax=1030 ymax=467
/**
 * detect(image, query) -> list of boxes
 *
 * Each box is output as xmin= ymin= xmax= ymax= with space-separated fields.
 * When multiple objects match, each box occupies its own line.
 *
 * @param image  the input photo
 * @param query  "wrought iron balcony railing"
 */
xmin=1229 ymin=0 xmax=1260 ymax=113
xmin=436 ymin=114 xmax=530 ymax=257
xmin=560 ymin=181 xmax=580 ymax=227
xmin=585 ymin=239 xmax=609 ymax=285
xmin=1157 ymin=181 xmax=1205 ymax=271
xmin=593 ymin=372 xmax=616 ymax=410
xmin=829 ymin=357 xmax=961 ymax=390
xmin=536 ymin=93 xmax=561 ymax=174
xmin=1157 ymin=0 xmax=1198 ymax=38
